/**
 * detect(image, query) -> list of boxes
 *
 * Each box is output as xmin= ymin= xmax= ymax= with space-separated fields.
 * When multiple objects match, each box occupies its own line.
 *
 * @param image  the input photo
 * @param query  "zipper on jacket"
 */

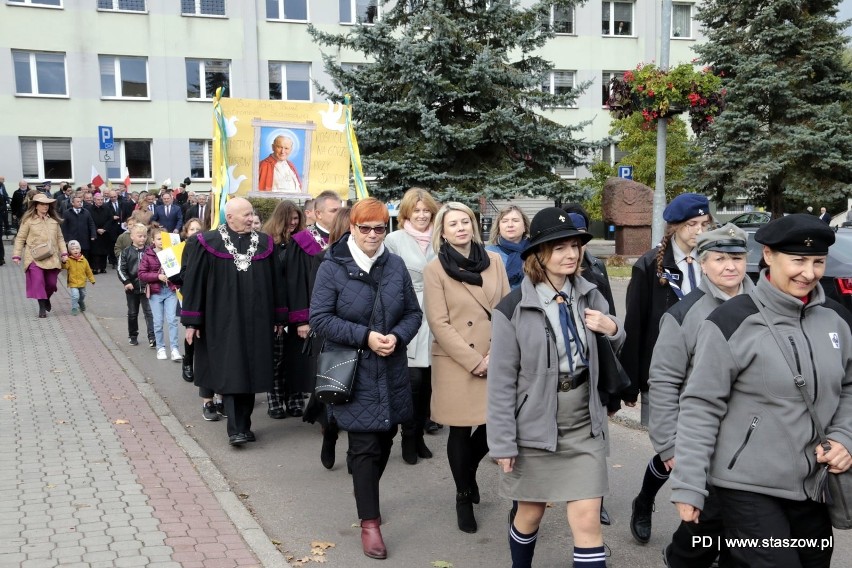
xmin=727 ymin=416 xmax=759 ymax=469
xmin=544 ymin=323 xmax=551 ymax=368
xmin=514 ymin=393 xmax=529 ymax=419
xmin=798 ymin=310 xmax=820 ymax=401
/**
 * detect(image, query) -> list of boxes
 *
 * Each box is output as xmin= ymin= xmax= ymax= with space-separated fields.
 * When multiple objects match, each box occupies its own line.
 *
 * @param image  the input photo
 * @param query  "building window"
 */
xmin=339 ymin=0 xmax=378 ymax=24
xmin=268 ymin=62 xmax=311 ymax=101
xmin=97 ymin=0 xmax=146 ymax=10
xmin=266 ymin=0 xmax=307 ymax=20
xmin=554 ymin=165 xmax=577 ymax=179
xmin=99 ymin=55 xmax=148 ymax=98
xmin=189 ymin=140 xmax=213 ymax=180
xmin=107 ymin=140 xmax=152 ymax=180
xmin=181 ymin=0 xmax=225 ymax=16
xmin=672 ymin=3 xmax=692 ymax=38
xmin=602 ymin=1 xmax=633 ymax=36
xmin=13 ymin=51 xmax=67 ymax=96
xmin=602 ymin=71 xmax=625 ymax=105
xmin=550 ymin=5 xmax=574 ymax=34
xmin=542 ymin=71 xmax=575 ymax=96
xmin=20 ymin=138 xmax=72 ymax=180
xmin=7 ymin=0 xmax=62 ymax=7
xmin=186 ymin=59 xmax=230 ymax=99
xmin=602 ymin=143 xmax=628 ymax=166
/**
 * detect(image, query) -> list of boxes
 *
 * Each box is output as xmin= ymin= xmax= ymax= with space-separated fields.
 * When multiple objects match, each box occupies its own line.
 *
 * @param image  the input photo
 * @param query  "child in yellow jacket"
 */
xmin=62 ymin=240 xmax=95 ymax=315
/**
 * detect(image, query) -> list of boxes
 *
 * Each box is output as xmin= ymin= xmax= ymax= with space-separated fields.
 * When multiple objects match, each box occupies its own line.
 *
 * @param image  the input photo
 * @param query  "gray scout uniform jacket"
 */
xmin=487 ymin=275 xmax=624 ymax=458
xmin=648 ymin=275 xmax=754 ymax=461
xmin=671 ymin=272 xmax=852 ymax=510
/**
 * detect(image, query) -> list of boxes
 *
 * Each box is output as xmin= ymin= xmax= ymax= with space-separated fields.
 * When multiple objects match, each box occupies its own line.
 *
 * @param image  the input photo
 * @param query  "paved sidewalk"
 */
xmin=0 ymin=253 xmax=281 ymax=567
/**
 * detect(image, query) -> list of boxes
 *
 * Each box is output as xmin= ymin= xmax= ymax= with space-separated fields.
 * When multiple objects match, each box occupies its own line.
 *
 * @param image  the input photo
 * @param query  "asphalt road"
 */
xmin=79 ymin=266 xmax=851 ymax=567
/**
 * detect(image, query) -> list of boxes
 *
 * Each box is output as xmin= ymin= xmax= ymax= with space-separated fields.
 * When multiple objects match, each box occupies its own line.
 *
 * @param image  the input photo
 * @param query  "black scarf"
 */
xmin=438 ymin=241 xmax=491 ymax=286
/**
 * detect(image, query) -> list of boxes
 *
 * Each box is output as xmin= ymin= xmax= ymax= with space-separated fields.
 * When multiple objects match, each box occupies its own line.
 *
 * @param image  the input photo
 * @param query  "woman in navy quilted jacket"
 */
xmin=310 ymin=197 xmax=422 ymax=561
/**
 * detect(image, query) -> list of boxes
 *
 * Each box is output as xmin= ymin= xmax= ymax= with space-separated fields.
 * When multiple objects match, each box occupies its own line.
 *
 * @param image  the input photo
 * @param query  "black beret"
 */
xmin=663 ymin=193 xmax=710 ymax=224
xmin=754 ymin=214 xmax=835 ymax=255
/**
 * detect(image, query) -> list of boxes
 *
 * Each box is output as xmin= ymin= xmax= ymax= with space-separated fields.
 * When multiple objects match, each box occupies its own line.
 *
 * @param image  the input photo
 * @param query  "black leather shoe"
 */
xmin=244 ymin=431 xmax=256 ymax=442
xmin=600 ymin=501 xmax=612 ymax=526
xmin=267 ymin=408 xmax=287 ymax=419
xmin=425 ymin=420 xmax=442 ymax=434
xmin=182 ymin=364 xmax=194 ymax=382
xmin=630 ymin=495 xmax=654 ymax=544
xmin=401 ymin=435 xmax=418 ymax=465
xmin=229 ymin=433 xmax=249 ymax=446
xmin=286 ymin=407 xmax=304 ymax=418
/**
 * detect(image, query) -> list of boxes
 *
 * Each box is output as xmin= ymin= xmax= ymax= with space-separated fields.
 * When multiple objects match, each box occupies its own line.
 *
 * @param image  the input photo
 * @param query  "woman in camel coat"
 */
xmin=424 ymin=202 xmax=510 ymax=534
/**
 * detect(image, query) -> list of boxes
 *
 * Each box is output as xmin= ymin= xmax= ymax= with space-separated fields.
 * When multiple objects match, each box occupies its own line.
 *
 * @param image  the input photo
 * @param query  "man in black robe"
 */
xmin=281 ymin=190 xmax=341 ymax=463
xmin=181 ymin=197 xmax=286 ymax=446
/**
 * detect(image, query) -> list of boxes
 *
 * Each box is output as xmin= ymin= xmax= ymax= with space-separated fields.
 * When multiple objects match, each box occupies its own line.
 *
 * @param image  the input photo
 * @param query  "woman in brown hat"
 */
xmin=12 ymin=193 xmax=67 ymax=317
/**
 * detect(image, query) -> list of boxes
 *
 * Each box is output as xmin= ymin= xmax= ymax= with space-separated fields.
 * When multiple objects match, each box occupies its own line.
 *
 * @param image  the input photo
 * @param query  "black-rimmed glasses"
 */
xmin=355 ymin=224 xmax=387 ymax=235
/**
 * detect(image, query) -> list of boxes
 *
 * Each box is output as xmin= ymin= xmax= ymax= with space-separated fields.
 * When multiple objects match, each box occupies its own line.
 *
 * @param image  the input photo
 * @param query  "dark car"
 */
xmin=746 ymin=228 xmax=852 ymax=311
xmin=729 ymin=211 xmax=772 ymax=228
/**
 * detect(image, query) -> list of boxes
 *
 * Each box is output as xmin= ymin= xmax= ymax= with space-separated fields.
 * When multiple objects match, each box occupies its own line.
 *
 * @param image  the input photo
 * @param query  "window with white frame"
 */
xmin=672 ymin=3 xmax=692 ymax=38
xmin=181 ymin=0 xmax=224 ymax=16
xmin=554 ymin=164 xmax=577 ymax=179
xmin=550 ymin=4 xmax=574 ymax=34
xmin=601 ymin=142 xmax=628 ymax=166
xmin=266 ymin=0 xmax=307 ymax=20
xmin=185 ymin=59 xmax=230 ymax=99
xmin=106 ymin=140 xmax=152 ymax=180
xmin=602 ymin=71 xmax=625 ymax=105
xmin=13 ymin=50 xmax=67 ymax=96
xmin=268 ymin=62 xmax=311 ymax=101
xmin=602 ymin=1 xmax=633 ymax=36
xmin=339 ymin=0 xmax=379 ymax=24
xmin=20 ymin=138 xmax=72 ymax=180
xmin=189 ymin=140 xmax=213 ymax=180
xmin=97 ymin=0 xmax=146 ymax=11
xmin=7 ymin=0 xmax=62 ymax=7
xmin=542 ymin=70 xmax=575 ymax=98
xmin=99 ymin=55 xmax=148 ymax=98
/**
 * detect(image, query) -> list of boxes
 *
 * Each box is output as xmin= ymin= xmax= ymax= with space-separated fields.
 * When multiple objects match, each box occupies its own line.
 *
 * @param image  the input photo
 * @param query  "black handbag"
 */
xmin=755 ymin=300 xmax=852 ymax=530
xmin=314 ymin=277 xmax=383 ymax=406
xmin=595 ymin=333 xmax=631 ymax=395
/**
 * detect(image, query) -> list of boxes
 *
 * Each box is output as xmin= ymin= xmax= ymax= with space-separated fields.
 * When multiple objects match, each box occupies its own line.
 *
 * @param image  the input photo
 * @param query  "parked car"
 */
xmin=746 ymin=228 xmax=852 ymax=312
xmin=729 ymin=211 xmax=772 ymax=228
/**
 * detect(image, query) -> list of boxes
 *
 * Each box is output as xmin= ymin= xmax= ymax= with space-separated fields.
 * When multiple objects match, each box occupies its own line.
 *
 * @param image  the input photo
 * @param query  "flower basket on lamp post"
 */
xmin=606 ymin=62 xmax=725 ymax=134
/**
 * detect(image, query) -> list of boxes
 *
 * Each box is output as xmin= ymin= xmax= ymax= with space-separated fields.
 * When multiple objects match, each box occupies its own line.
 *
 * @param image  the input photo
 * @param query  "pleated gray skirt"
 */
xmin=499 ymin=382 xmax=608 ymax=502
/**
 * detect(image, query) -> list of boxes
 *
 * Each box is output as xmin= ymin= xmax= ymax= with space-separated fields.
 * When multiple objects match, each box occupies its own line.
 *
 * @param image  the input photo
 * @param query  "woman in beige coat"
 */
xmin=12 ymin=193 xmax=68 ymax=318
xmin=424 ymin=202 xmax=510 ymax=534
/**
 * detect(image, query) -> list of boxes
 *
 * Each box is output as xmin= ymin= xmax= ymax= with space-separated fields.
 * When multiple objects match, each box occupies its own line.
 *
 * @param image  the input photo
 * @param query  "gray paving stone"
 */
xmin=20 ymin=559 xmax=57 ymax=568
xmin=114 ymin=555 xmax=151 ymax=567
xmin=105 ymin=526 xmax=138 ymax=537
xmin=109 ymin=539 xmax=143 ymax=553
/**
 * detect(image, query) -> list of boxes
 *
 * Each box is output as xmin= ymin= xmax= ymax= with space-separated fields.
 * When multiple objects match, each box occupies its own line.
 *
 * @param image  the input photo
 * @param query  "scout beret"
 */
xmin=697 ymin=223 xmax=748 ymax=254
xmin=663 ymin=193 xmax=710 ymax=224
xmin=754 ymin=213 xmax=834 ymax=255
xmin=566 ymin=212 xmax=587 ymax=231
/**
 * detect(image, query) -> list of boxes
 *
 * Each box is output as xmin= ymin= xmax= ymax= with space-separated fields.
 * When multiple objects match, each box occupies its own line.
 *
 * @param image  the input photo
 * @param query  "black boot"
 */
xmin=416 ymin=433 xmax=433 ymax=459
xmin=470 ymin=469 xmax=480 ymax=504
xmin=456 ymin=490 xmax=477 ymax=533
xmin=45 ymin=297 xmax=51 ymax=312
xmin=401 ymin=434 xmax=418 ymax=465
xmin=321 ymin=427 xmax=337 ymax=470
xmin=37 ymin=300 xmax=47 ymax=318
xmin=182 ymin=364 xmax=194 ymax=382
xmin=630 ymin=494 xmax=654 ymax=544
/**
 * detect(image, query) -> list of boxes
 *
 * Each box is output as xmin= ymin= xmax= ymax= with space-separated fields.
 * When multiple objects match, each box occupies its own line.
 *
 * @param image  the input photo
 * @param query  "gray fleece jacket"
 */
xmin=671 ymin=272 xmax=852 ymax=510
xmin=649 ymin=276 xmax=754 ymax=461
xmin=487 ymin=275 xmax=625 ymax=458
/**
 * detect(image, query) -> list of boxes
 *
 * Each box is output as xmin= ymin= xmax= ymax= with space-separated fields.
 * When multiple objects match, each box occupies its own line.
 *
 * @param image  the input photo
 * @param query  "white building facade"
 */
xmin=0 ymin=0 xmax=703 ymax=190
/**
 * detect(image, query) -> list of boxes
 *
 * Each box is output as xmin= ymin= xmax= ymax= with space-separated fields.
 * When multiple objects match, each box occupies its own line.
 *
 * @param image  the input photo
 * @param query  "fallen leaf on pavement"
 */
xmin=432 ymin=561 xmax=454 ymax=568
xmin=114 ymin=419 xmax=129 ymax=425
xmin=56 ymin=420 xmax=67 ymax=424
xmin=2 ymin=394 xmax=16 ymax=400
xmin=238 ymin=493 xmax=249 ymax=499
xmin=312 ymin=557 xmax=327 ymax=563
xmin=271 ymin=539 xmax=281 ymax=545
xmin=310 ymin=541 xmax=335 ymax=550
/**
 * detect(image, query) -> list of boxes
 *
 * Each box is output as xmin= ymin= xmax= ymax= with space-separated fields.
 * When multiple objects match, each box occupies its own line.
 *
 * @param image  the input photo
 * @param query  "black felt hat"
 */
xmin=522 ymin=207 xmax=593 ymax=259
xmin=754 ymin=214 xmax=835 ymax=255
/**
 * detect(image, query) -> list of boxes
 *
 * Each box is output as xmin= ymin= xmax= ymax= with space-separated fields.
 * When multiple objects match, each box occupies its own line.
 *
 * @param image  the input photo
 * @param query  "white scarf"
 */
xmin=347 ymin=235 xmax=385 ymax=274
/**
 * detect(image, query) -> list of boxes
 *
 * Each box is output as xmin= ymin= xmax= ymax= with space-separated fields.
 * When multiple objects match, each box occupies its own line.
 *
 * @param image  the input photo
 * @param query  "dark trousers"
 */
xmin=90 ymin=253 xmax=107 ymax=272
xmin=401 ymin=367 xmax=432 ymax=437
xmin=447 ymin=425 xmax=489 ymax=493
xmin=125 ymin=292 xmax=154 ymax=340
xmin=268 ymin=332 xmax=286 ymax=410
xmin=349 ymin=427 xmax=398 ymax=520
xmin=667 ymin=487 xmax=731 ymax=568
xmin=223 ymin=393 xmax=255 ymax=437
xmin=715 ymin=487 xmax=833 ymax=568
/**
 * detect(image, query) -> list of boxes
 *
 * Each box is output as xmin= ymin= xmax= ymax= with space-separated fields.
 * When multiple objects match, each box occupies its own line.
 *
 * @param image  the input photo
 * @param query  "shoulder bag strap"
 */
xmin=753 ymin=299 xmax=831 ymax=450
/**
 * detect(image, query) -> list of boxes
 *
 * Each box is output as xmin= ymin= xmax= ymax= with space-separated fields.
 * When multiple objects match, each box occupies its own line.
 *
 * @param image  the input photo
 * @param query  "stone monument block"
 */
xmin=602 ymin=178 xmax=655 ymax=256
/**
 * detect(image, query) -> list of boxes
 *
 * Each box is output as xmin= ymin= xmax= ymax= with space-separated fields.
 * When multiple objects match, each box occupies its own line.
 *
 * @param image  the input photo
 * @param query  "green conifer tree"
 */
xmin=309 ymin=0 xmax=600 ymax=205
xmin=691 ymin=0 xmax=852 ymax=216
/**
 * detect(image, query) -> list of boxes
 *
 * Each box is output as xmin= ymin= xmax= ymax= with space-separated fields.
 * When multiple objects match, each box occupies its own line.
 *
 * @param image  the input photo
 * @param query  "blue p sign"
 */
xmin=98 ymin=126 xmax=114 ymax=151
xmin=618 ymin=165 xmax=633 ymax=180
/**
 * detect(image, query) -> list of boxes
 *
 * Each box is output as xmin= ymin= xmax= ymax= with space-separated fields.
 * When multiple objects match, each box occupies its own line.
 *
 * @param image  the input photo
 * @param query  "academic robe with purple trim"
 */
xmin=180 ymin=227 xmax=286 ymax=395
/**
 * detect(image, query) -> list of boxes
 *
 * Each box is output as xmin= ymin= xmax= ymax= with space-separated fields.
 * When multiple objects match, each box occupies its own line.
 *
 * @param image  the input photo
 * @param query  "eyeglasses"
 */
xmin=355 ymin=224 xmax=387 ymax=235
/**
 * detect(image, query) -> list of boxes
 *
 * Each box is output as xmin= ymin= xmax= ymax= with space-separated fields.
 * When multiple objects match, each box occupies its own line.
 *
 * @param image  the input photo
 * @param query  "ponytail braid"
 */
xmin=655 ymin=224 xmax=678 ymax=286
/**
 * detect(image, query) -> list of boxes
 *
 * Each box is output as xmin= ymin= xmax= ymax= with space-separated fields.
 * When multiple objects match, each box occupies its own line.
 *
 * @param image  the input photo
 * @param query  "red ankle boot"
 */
xmin=360 ymin=518 xmax=387 ymax=559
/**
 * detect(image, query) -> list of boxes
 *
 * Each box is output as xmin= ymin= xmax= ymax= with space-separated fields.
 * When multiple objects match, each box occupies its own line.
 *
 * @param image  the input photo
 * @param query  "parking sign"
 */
xmin=98 ymin=126 xmax=114 ymax=151
xmin=618 ymin=165 xmax=633 ymax=180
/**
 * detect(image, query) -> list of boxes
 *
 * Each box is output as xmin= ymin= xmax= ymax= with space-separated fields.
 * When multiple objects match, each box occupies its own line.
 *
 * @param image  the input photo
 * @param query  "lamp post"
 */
xmin=652 ymin=0 xmax=673 ymax=245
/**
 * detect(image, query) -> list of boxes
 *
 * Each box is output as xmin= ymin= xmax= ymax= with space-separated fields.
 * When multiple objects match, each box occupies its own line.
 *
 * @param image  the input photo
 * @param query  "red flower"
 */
xmin=636 ymin=84 xmax=644 ymax=92
xmin=687 ymin=92 xmax=701 ymax=106
xmin=648 ymin=90 xmax=655 ymax=97
xmin=623 ymin=70 xmax=634 ymax=82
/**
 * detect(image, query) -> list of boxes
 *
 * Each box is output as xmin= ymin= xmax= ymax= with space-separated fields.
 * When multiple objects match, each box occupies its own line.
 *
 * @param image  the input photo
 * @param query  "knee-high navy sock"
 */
xmin=573 ymin=545 xmax=606 ymax=567
xmin=508 ymin=522 xmax=537 ymax=568
xmin=638 ymin=454 xmax=669 ymax=501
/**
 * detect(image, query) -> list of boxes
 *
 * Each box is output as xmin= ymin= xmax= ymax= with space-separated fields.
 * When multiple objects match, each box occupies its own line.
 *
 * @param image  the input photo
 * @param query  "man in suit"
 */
xmin=0 ymin=176 xmax=9 ymax=237
xmin=152 ymin=190 xmax=183 ymax=233
xmin=184 ymin=192 xmax=212 ymax=230
xmin=106 ymin=189 xmax=132 ymax=268
xmin=818 ymin=206 xmax=832 ymax=224
xmin=11 ymin=180 xmax=29 ymax=228
xmin=62 ymin=195 xmax=97 ymax=256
